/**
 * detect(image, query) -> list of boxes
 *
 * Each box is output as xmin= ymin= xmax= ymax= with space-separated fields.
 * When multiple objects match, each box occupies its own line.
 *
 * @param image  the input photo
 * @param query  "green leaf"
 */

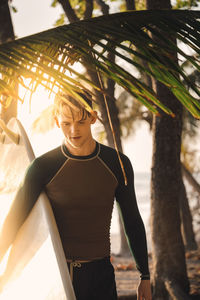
xmin=0 ymin=10 xmax=200 ymax=117
xmin=54 ymin=14 xmax=66 ymax=27
xmin=11 ymin=6 xmax=18 ymax=13
xmin=51 ymin=0 xmax=58 ymax=8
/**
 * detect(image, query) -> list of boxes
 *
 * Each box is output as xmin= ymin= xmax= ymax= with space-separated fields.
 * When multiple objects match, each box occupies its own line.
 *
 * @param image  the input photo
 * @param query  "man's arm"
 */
xmin=115 ymin=155 xmax=152 ymax=299
xmin=137 ymin=280 xmax=152 ymax=300
xmin=115 ymin=155 xmax=150 ymax=279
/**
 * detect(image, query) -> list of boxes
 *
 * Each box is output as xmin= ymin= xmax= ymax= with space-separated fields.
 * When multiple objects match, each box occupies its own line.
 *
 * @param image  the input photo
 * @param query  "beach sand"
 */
xmin=111 ymin=234 xmax=200 ymax=299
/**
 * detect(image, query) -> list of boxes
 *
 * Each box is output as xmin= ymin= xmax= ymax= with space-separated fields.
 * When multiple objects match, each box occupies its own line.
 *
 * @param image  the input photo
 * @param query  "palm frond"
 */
xmin=0 ymin=10 xmax=200 ymax=117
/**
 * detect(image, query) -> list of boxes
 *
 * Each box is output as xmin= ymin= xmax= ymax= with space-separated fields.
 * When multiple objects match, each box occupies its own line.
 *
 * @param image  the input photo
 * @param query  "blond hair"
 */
xmin=54 ymin=92 xmax=93 ymax=120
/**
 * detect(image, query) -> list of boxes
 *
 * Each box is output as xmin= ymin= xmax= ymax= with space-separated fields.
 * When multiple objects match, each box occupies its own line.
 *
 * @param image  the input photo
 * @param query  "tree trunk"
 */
xmin=182 ymin=163 xmax=200 ymax=195
xmin=125 ymin=0 xmax=135 ymax=10
xmin=57 ymin=0 xmax=79 ymax=22
xmin=84 ymin=0 xmax=93 ymax=19
xmin=95 ymin=0 xmax=109 ymax=15
xmin=146 ymin=0 xmax=171 ymax=9
xmin=0 ymin=0 xmax=15 ymax=43
xmin=138 ymin=39 xmax=197 ymax=252
xmin=0 ymin=0 xmax=17 ymax=122
xmin=179 ymin=179 xmax=197 ymax=251
xmin=151 ymin=84 xmax=190 ymax=299
xmin=146 ymin=0 xmax=190 ymax=298
xmin=138 ymin=38 xmax=196 ymax=252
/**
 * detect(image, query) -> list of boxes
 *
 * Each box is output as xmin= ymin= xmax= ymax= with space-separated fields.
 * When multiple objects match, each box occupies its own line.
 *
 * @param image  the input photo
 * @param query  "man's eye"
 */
xmin=62 ymin=123 xmax=69 ymax=126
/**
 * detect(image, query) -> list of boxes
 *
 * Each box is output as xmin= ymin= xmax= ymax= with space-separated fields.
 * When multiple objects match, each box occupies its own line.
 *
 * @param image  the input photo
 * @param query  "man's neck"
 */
xmin=65 ymin=138 xmax=96 ymax=156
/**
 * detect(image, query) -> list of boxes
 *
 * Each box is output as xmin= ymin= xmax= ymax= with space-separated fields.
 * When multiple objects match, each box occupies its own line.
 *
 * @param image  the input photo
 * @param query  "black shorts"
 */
xmin=67 ymin=257 xmax=118 ymax=300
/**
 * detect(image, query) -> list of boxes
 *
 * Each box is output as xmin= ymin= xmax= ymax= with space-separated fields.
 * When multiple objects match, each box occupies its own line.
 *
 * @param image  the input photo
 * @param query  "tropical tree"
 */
xmin=118 ymin=86 xmax=198 ymax=253
xmin=115 ymin=7 xmax=198 ymax=256
xmin=145 ymin=0 xmax=197 ymax=298
xmin=120 ymin=4 xmax=198 ymax=252
xmin=0 ymin=0 xmax=17 ymax=123
xmin=0 ymin=11 xmax=200 ymax=116
xmin=0 ymin=9 xmax=200 ymax=298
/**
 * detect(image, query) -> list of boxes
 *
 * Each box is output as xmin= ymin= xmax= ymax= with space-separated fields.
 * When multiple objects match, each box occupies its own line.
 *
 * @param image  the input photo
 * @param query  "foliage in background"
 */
xmin=0 ymin=10 xmax=200 ymax=120
xmin=174 ymin=0 xmax=200 ymax=9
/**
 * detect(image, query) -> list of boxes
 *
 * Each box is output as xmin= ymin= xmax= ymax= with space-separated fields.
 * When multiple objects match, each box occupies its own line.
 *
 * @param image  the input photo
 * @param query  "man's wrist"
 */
xmin=140 ymin=274 xmax=150 ymax=280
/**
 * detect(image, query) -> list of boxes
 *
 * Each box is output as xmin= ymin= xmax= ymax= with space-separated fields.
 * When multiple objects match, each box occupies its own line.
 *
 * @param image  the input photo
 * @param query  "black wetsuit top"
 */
xmin=1 ymin=142 xmax=150 ymax=279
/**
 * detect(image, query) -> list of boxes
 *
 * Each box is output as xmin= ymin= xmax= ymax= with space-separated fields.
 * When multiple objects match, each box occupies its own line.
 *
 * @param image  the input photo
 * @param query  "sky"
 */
xmin=10 ymin=0 xmax=153 ymax=173
xmin=11 ymin=0 xmax=63 ymax=38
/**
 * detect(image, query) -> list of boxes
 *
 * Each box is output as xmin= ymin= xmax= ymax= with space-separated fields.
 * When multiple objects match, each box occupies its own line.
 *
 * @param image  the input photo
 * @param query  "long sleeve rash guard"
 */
xmin=0 ymin=142 xmax=150 ymax=279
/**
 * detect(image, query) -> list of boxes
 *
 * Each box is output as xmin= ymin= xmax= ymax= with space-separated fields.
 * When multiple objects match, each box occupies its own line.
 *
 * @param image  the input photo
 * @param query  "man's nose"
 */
xmin=71 ymin=124 xmax=78 ymax=135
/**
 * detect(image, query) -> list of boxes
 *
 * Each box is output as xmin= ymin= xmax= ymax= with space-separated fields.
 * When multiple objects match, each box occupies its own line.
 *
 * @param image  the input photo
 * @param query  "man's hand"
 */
xmin=137 ymin=279 xmax=152 ymax=300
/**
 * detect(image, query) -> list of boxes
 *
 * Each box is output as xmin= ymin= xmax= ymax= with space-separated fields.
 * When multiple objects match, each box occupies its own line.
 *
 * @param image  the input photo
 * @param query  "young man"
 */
xmin=0 ymin=92 xmax=152 ymax=300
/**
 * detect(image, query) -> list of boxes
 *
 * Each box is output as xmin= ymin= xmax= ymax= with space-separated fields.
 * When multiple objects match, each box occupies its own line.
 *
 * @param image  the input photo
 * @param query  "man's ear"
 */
xmin=54 ymin=117 xmax=60 ymax=128
xmin=90 ymin=111 xmax=98 ymax=124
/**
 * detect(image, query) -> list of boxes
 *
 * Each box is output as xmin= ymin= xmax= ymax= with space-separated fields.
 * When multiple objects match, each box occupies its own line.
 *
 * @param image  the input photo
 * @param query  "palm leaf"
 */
xmin=0 ymin=10 xmax=200 ymax=117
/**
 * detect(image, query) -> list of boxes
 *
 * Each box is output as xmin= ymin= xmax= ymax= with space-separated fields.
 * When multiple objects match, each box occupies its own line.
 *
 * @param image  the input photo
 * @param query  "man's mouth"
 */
xmin=71 ymin=136 xmax=81 ymax=140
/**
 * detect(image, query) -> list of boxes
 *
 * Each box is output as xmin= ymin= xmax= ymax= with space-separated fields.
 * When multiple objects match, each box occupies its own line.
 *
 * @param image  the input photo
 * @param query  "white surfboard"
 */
xmin=0 ymin=118 xmax=76 ymax=300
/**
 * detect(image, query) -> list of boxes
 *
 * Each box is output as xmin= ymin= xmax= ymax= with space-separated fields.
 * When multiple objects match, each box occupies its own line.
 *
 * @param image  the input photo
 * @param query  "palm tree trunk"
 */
xmin=179 ymin=179 xmax=197 ymax=251
xmin=182 ymin=163 xmax=200 ymax=195
xmin=125 ymin=0 xmax=135 ymax=10
xmin=95 ymin=0 xmax=109 ymax=14
xmin=146 ymin=0 xmax=171 ymax=9
xmin=0 ymin=0 xmax=17 ymax=123
xmin=151 ymin=84 xmax=190 ymax=299
xmin=138 ymin=45 xmax=197 ymax=253
xmin=137 ymin=32 xmax=197 ymax=252
xmin=146 ymin=0 xmax=190 ymax=298
xmin=57 ymin=0 xmax=79 ymax=22
xmin=0 ymin=0 xmax=15 ymax=43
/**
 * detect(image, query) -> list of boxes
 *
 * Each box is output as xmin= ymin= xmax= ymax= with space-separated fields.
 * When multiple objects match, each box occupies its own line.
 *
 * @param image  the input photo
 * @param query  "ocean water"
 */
xmin=110 ymin=171 xmax=200 ymax=254
xmin=110 ymin=172 xmax=151 ymax=253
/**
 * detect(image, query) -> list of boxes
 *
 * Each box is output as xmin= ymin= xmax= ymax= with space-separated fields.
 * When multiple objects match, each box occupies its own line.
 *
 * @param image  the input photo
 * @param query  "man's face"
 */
xmin=56 ymin=105 xmax=96 ymax=149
